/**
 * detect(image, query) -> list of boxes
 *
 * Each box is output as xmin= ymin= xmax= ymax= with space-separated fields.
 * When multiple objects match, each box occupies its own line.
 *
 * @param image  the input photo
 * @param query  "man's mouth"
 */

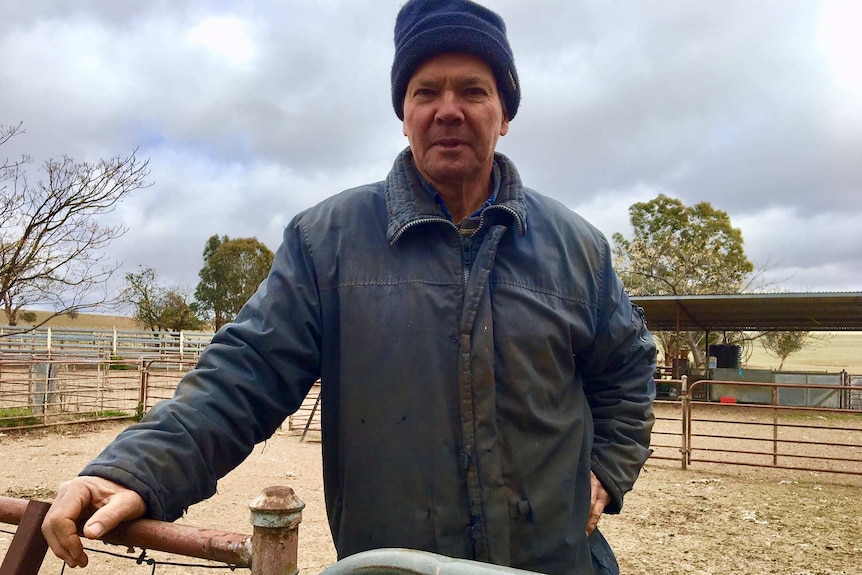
xmin=433 ymin=138 xmax=466 ymax=149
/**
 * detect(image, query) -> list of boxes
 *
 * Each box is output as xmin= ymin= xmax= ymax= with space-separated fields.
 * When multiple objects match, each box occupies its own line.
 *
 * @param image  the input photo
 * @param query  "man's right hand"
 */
xmin=42 ymin=476 xmax=146 ymax=568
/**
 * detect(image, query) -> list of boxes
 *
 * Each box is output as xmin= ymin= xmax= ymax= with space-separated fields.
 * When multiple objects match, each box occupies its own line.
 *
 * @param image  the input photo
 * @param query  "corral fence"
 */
xmin=0 ymin=326 xmax=214 ymax=430
xmin=0 ymin=325 xmax=214 ymax=361
xmin=3 ymin=348 xmax=862 ymax=478
xmin=650 ymin=376 xmax=862 ymax=477
xmin=0 ymin=356 xmax=198 ymax=430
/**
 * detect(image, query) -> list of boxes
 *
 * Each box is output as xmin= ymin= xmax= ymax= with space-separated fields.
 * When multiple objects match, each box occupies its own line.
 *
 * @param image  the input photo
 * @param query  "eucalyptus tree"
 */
xmin=612 ymin=194 xmax=755 ymax=367
xmin=194 ymin=235 xmax=274 ymax=330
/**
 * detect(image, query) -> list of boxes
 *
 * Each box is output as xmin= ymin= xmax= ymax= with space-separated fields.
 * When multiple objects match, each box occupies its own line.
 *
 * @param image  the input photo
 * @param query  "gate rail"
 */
xmin=0 ymin=486 xmax=302 ymax=575
xmin=650 ymin=377 xmax=862 ymax=476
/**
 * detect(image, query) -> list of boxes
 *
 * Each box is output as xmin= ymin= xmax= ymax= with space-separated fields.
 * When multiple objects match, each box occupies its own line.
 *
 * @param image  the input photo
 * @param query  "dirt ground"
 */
xmin=2 ymin=420 xmax=862 ymax=575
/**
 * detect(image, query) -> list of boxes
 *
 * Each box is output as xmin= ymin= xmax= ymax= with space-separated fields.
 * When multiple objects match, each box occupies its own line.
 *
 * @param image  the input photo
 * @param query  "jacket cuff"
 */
xmin=590 ymin=459 xmax=623 ymax=515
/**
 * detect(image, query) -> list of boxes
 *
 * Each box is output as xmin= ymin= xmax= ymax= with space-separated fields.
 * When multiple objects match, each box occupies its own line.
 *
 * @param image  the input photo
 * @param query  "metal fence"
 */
xmin=0 ymin=325 xmax=214 ymax=361
xmin=4 ymin=354 xmax=862 ymax=480
xmin=2 ymin=488 xmax=538 ymax=575
xmin=0 ymin=357 xmax=202 ymax=430
xmin=650 ymin=377 xmax=862 ymax=477
xmin=0 ymin=486 xmax=303 ymax=575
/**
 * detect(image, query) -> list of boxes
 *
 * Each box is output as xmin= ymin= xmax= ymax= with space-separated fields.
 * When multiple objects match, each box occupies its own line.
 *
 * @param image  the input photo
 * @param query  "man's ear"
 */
xmin=500 ymin=116 xmax=510 ymax=137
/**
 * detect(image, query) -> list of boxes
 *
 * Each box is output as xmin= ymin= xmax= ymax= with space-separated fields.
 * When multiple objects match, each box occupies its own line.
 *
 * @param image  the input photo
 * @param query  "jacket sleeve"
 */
xmin=80 ymin=215 xmax=323 ymax=521
xmin=579 ymin=241 xmax=656 ymax=515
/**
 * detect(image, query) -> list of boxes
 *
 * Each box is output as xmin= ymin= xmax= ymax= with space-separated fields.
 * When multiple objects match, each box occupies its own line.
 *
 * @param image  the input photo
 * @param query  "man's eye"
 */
xmin=414 ymin=88 xmax=436 ymax=97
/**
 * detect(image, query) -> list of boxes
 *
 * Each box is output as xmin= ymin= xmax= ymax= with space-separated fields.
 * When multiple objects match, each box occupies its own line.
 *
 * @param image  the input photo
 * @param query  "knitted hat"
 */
xmin=391 ymin=0 xmax=520 ymax=121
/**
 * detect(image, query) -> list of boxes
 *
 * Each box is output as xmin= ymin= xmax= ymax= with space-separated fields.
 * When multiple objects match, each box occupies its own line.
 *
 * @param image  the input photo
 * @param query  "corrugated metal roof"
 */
xmin=631 ymin=293 xmax=862 ymax=332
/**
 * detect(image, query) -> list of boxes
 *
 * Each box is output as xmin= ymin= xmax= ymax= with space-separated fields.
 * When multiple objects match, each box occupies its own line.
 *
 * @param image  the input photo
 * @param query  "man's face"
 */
xmin=402 ymin=52 xmax=509 ymax=190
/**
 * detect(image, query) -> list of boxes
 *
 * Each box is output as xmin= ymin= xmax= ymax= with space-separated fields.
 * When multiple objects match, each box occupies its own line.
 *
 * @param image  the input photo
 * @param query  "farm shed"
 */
xmin=631 ymin=292 xmax=862 ymax=333
xmin=633 ymin=292 xmax=862 ymax=406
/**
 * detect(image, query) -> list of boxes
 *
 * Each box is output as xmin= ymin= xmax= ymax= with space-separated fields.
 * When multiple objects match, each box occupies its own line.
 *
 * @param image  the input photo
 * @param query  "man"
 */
xmin=43 ymin=1 xmax=656 ymax=574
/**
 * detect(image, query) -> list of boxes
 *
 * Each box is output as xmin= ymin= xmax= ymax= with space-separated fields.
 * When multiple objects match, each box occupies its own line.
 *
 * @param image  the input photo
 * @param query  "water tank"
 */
xmin=710 ymin=344 xmax=741 ymax=368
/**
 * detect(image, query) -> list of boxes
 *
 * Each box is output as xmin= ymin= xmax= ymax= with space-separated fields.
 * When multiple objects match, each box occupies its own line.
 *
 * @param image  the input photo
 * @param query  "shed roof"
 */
xmin=631 ymin=293 xmax=862 ymax=332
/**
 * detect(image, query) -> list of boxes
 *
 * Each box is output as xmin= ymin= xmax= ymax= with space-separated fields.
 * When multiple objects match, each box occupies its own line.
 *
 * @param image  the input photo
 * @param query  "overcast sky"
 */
xmin=2 ymin=0 xmax=861 ymax=306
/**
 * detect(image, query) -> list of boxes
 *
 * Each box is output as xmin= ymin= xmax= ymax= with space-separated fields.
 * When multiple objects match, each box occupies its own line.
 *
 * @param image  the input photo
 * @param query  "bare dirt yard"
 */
xmin=2 ymin=418 xmax=862 ymax=575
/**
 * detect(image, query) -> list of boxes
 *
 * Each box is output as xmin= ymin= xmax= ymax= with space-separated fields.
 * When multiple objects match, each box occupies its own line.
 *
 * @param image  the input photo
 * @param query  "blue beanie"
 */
xmin=391 ymin=0 xmax=520 ymax=121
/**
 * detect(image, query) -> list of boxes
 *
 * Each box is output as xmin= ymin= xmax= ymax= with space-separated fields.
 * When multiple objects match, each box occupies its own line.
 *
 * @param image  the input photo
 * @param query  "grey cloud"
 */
xmin=2 ymin=0 xmax=861 ymax=296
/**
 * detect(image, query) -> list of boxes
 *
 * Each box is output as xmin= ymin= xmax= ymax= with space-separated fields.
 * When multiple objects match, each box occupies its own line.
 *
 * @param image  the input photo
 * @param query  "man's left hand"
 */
xmin=587 ymin=471 xmax=611 ymax=535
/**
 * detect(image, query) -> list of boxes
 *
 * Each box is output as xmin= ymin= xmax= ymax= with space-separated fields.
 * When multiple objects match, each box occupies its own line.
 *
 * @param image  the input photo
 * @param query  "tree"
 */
xmin=122 ymin=266 xmax=163 ymax=331
xmin=122 ymin=266 xmax=203 ymax=331
xmin=0 ymin=122 xmax=151 ymax=326
xmin=612 ymin=194 xmax=754 ymax=297
xmin=612 ymin=194 xmax=756 ymax=367
xmin=194 ymin=235 xmax=274 ymax=330
xmin=159 ymin=289 xmax=205 ymax=331
xmin=759 ymin=330 xmax=811 ymax=371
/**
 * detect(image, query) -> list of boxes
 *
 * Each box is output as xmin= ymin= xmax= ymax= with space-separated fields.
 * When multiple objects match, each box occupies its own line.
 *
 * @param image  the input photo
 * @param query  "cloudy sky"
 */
xmin=2 ymin=0 xmax=860 ymax=305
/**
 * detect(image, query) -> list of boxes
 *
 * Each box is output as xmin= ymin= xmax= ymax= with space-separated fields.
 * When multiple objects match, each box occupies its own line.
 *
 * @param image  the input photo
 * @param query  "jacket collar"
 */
xmin=385 ymin=148 xmax=527 ymax=244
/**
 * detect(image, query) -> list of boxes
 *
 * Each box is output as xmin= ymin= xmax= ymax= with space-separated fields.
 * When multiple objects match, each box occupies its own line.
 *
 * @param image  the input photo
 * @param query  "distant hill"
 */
xmin=14 ymin=310 xmax=139 ymax=330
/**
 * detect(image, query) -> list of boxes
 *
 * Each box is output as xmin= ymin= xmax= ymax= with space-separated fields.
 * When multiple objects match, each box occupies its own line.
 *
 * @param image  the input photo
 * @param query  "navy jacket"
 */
xmin=83 ymin=149 xmax=656 ymax=575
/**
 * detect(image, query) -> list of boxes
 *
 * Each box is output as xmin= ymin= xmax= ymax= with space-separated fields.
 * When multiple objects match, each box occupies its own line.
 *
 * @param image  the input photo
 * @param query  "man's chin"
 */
xmin=420 ymin=163 xmax=474 ymax=184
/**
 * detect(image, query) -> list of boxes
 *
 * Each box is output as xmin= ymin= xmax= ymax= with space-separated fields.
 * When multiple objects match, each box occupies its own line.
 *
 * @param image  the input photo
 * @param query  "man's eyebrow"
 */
xmin=410 ymin=75 xmax=494 ymax=86
xmin=411 ymin=77 xmax=440 ymax=86
xmin=459 ymin=75 xmax=491 ymax=84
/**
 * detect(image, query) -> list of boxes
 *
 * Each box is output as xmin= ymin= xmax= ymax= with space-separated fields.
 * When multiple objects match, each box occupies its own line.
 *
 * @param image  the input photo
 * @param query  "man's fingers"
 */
xmin=42 ymin=476 xmax=146 ymax=568
xmin=586 ymin=471 xmax=611 ymax=535
xmin=42 ymin=480 xmax=91 ymax=567
xmin=83 ymin=491 xmax=145 ymax=539
xmin=42 ymin=514 xmax=89 ymax=568
xmin=586 ymin=496 xmax=606 ymax=535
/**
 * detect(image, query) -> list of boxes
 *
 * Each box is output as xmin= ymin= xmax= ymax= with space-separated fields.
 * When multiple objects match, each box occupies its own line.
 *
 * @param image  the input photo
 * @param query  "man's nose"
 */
xmin=434 ymin=91 xmax=464 ymax=123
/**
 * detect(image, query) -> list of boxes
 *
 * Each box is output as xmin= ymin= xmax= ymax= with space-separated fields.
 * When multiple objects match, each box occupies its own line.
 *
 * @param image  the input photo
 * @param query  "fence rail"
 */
xmin=0 ymin=357 xmax=202 ymax=430
xmin=3 ymin=355 xmax=862 ymax=478
xmin=0 ymin=486 xmax=303 ymax=575
xmin=0 ymin=325 xmax=214 ymax=361
xmin=650 ymin=377 xmax=862 ymax=476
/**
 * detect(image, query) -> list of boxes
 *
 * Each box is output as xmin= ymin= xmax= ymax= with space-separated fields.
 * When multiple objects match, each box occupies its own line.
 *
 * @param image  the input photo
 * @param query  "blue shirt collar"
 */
xmin=417 ymin=161 xmax=502 ymax=222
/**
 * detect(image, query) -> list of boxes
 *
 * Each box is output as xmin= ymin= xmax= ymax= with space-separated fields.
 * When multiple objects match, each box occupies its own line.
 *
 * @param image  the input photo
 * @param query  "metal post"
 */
xmin=0 ymin=499 xmax=51 ymax=575
xmin=772 ymin=386 xmax=779 ymax=466
xmin=249 ymin=486 xmax=305 ymax=575
xmin=138 ymin=359 xmax=148 ymax=419
xmin=680 ymin=375 xmax=689 ymax=470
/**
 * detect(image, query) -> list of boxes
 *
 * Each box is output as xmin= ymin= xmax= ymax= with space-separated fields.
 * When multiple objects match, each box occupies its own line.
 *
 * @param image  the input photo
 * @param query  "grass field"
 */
xmin=746 ymin=331 xmax=862 ymax=374
xmin=19 ymin=310 xmax=142 ymax=330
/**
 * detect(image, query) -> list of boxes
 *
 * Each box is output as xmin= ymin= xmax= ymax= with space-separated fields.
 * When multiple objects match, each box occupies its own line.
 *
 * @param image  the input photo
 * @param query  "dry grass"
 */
xmin=747 ymin=331 xmax=862 ymax=374
xmin=18 ymin=310 xmax=140 ymax=330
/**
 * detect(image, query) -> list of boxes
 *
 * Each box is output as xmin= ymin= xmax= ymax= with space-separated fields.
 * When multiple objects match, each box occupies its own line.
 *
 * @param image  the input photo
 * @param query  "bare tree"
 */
xmin=0 ymin=122 xmax=151 ymax=326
